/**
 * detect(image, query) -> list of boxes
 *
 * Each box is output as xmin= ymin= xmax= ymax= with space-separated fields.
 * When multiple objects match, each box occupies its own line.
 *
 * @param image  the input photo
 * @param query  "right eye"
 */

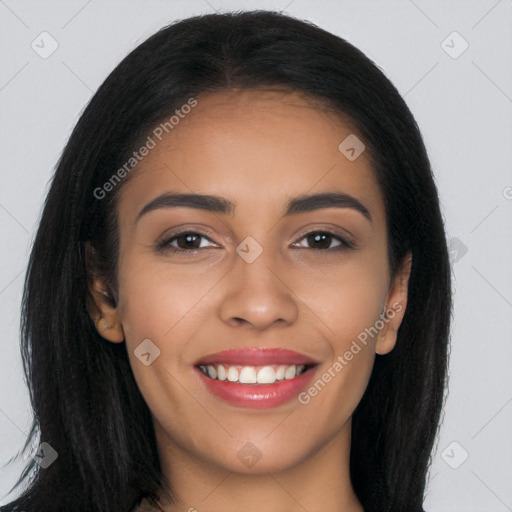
xmin=155 ymin=231 xmax=219 ymax=253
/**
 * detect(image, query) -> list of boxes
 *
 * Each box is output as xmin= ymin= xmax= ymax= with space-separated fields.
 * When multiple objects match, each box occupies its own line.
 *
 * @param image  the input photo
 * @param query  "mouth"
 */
xmin=194 ymin=348 xmax=319 ymax=409
xmin=197 ymin=362 xmax=314 ymax=383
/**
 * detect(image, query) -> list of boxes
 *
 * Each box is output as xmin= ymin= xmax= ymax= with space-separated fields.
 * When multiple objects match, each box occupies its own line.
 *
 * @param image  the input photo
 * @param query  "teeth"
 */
xmin=217 ymin=364 xmax=226 ymax=381
xmin=227 ymin=367 xmax=239 ymax=382
xmin=239 ymin=367 xmax=257 ymax=383
xmin=284 ymin=365 xmax=296 ymax=380
xmin=256 ymin=366 xmax=275 ymax=384
xmin=199 ymin=363 xmax=308 ymax=384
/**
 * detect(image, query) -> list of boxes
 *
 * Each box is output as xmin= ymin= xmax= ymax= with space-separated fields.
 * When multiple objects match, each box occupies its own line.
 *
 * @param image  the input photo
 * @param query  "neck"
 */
xmin=153 ymin=418 xmax=364 ymax=512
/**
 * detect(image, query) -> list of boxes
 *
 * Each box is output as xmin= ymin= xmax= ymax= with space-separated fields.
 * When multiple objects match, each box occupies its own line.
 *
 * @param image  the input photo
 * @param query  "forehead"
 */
xmin=117 ymin=89 xmax=384 ymax=224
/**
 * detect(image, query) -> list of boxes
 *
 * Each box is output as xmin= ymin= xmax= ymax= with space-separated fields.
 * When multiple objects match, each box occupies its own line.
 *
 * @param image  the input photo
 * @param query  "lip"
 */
xmin=195 ymin=347 xmax=319 ymax=367
xmin=194 ymin=347 xmax=319 ymax=409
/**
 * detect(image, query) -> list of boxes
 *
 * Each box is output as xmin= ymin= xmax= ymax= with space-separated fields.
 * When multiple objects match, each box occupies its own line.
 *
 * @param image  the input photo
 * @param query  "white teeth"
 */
xmin=256 ymin=366 xmax=276 ymax=384
xmin=227 ymin=367 xmax=239 ymax=382
xmin=275 ymin=366 xmax=286 ymax=380
xmin=284 ymin=365 xmax=296 ymax=380
xmin=200 ymin=363 xmax=309 ymax=384
xmin=239 ymin=366 xmax=257 ymax=383
xmin=217 ymin=364 xmax=226 ymax=381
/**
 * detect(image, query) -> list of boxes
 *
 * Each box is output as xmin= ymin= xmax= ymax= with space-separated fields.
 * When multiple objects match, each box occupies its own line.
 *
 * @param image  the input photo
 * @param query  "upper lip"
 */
xmin=195 ymin=347 xmax=320 ymax=367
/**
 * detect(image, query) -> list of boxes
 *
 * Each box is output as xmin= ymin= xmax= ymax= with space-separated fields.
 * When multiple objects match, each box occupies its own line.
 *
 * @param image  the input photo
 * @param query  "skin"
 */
xmin=90 ymin=89 xmax=411 ymax=512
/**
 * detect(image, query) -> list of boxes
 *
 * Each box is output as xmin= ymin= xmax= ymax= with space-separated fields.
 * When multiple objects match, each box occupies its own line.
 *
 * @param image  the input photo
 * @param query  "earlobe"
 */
xmin=375 ymin=252 xmax=412 ymax=355
xmin=88 ymin=276 xmax=125 ymax=343
xmin=375 ymin=303 xmax=404 ymax=355
xmin=94 ymin=313 xmax=125 ymax=343
xmin=85 ymin=242 xmax=124 ymax=343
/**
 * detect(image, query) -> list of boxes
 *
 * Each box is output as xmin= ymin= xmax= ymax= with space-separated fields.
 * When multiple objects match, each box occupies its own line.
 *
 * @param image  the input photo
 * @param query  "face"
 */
xmin=91 ymin=89 xmax=409 ymax=476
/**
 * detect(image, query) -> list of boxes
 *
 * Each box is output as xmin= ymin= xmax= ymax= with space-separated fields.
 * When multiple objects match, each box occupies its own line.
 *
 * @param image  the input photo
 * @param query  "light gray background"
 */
xmin=1 ymin=0 xmax=511 ymax=510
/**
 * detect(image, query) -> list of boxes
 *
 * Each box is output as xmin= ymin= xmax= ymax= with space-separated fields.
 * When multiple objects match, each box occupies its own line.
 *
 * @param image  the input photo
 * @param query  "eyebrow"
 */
xmin=135 ymin=191 xmax=371 ymax=223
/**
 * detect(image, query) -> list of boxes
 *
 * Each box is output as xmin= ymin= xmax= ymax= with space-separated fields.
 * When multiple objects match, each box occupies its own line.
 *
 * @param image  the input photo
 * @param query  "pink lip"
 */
xmin=195 ymin=367 xmax=317 ymax=409
xmin=194 ymin=348 xmax=319 ymax=409
xmin=195 ymin=347 xmax=319 ymax=366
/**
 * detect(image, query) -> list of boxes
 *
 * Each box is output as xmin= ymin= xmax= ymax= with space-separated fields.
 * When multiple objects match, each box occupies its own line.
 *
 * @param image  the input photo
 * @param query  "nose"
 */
xmin=218 ymin=247 xmax=299 ymax=331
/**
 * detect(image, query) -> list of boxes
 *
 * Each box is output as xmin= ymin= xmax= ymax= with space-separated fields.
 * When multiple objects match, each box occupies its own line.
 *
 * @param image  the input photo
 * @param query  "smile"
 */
xmin=198 ymin=363 xmax=310 ymax=384
xmin=194 ymin=348 xmax=319 ymax=409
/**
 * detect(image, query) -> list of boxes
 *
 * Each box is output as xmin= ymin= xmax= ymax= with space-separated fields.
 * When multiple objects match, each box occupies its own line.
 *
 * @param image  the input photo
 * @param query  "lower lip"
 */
xmin=195 ymin=367 xmax=317 ymax=409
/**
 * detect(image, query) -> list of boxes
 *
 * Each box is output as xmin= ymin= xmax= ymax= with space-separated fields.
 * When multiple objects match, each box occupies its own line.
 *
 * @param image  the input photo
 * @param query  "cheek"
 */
xmin=292 ymin=252 xmax=387 ymax=410
xmin=295 ymin=269 xmax=383 ymax=433
xmin=296 ymin=343 xmax=375 ymax=449
xmin=116 ymin=254 xmax=220 ymax=345
xmin=115 ymin=255 xmax=229 ymax=406
xmin=292 ymin=254 xmax=389 ymax=343
xmin=114 ymin=262 xmax=198 ymax=420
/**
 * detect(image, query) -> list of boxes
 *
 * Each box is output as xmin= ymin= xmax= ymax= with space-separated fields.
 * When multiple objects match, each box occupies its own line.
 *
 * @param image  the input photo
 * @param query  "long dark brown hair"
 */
xmin=1 ymin=10 xmax=451 ymax=512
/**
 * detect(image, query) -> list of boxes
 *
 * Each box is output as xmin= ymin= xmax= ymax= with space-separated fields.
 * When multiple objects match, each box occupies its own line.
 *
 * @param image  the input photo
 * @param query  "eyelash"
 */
xmin=155 ymin=229 xmax=356 ymax=254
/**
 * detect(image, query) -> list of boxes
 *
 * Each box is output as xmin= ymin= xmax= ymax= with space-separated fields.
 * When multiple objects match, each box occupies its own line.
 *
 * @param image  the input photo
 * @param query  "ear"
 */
xmin=375 ymin=252 xmax=412 ymax=355
xmin=85 ymin=242 xmax=125 ymax=343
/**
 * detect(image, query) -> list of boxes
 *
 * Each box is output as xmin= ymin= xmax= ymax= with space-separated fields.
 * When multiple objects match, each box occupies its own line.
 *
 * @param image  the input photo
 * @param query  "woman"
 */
xmin=1 ymin=10 xmax=451 ymax=512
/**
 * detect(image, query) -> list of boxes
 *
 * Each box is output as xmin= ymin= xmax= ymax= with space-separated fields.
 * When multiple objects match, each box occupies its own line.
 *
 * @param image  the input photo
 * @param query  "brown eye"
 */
xmin=175 ymin=233 xmax=203 ymax=249
xmin=155 ymin=231 xmax=217 ymax=253
xmin=293 ymin=231 xmax=353 ymax=251
xmin=306 ymin=233 xmax=336 ymax=249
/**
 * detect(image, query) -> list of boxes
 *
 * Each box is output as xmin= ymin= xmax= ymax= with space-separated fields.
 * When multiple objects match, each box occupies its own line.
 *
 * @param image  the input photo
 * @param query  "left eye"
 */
xmin=292 ymin=231 xmax=351 ymax=250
